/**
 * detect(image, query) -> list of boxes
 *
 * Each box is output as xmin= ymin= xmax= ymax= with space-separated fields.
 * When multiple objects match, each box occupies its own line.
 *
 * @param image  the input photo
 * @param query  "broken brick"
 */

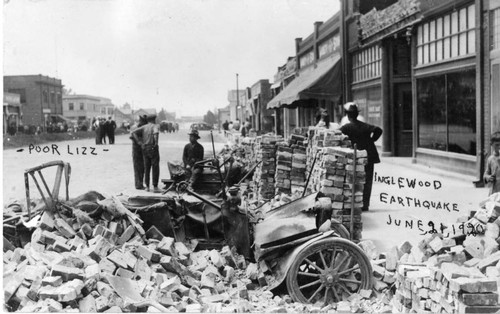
xmin=136 ymin=245 xmax=161 ymax=263
xmin=157 ymin=237 xmax=176 ymax=256
xmin=78 ymin=294 xmax=96 ymax=312
xmin=51 ymin=264 xmax=84 ymax=282
xmin=41 ymin=276 xmax=63 ymax=287
xmin=460 ymin=293 xmax=499 ymax=306
xmin=39 ymin=212 xmax=55 ymax=231
xmin=116 ymin=268 xmax=135 ymax=279
xmin=95 ymin=295 xmax=110 ymax=312
xmin=146 ymin=226 xmax=165 ymax=241
xmin=208 ymin=250 xmax=225 ymax=268
xmin=117 ymin=225 xmax=135 ymax=245
xmin=54 ymin=218 xmax=76 ymax=238
xmin=107 ymin=249 xmax=129 ymax=269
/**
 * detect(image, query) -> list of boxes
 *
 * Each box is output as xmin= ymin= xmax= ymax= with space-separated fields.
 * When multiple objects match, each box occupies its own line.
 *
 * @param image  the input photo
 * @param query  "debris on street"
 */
xmin=356 ymin=192 xmax=500 ymax=313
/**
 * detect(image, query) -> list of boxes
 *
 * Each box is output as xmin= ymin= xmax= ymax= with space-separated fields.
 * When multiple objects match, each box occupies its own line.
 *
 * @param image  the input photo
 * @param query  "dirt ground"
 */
xmin=2 ymin=128 xmax=227 ymax=206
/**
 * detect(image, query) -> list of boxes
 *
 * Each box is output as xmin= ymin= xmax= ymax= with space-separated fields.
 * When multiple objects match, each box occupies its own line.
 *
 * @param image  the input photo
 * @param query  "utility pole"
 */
xmin=236 ymin=73 xmax=239 ymax=122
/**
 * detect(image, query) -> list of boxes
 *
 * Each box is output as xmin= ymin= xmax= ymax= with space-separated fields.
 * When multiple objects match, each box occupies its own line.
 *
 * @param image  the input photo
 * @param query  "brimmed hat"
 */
xmin=344 ymin=102 xmax=359 ymax=113
xmin=139 ymin=115 xmax=148 ymax=122
xmin=188 ymin=129 xmax=200 ymax=139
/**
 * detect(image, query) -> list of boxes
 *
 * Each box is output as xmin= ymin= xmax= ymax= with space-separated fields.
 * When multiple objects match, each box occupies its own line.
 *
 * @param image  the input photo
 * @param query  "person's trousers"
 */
xmin=188 ymin=167 xmax=202 ymax=188
xmin=108 ymin=131 xmax=115 ymax=144
xmin=100 ymin=129 xmax=107 ymax=144
xmin=143 ymin=145 xmax=160 ymax=188
xmin=132 ymin=144 xmax=144 ymax=188
xmin=363 ymin=162 xmax=375 ymax=210
xmin=95 ymin=130 xmax=102 ymax=145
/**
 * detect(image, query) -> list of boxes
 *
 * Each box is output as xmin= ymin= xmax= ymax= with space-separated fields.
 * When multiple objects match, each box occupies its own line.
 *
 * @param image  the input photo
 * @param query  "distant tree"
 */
xmin=203 ymin=110 xmax=217 ymax=125
xmin=157 ymin=108 xmax=167 ymax=121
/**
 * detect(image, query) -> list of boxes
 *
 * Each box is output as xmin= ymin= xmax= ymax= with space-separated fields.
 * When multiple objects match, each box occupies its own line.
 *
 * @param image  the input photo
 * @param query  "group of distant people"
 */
xmin=92 ymin=116 xmax=117 ymax=145
xmin=222 ymin=118 xmax=252 ymax=137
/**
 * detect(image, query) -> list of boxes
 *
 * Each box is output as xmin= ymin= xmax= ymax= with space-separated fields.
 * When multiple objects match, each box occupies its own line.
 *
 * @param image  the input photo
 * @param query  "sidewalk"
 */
xmin=361 ymin=156 xmax=488 ymax=253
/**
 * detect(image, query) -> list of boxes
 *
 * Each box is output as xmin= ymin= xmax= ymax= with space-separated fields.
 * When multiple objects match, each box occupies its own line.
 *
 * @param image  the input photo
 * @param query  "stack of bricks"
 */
xmin=275 ymin=144 xmax=293 ymax=195
xmin=305 ymin=128 xmax=350 ymax=195
xmin=393 ymin=263 xmax=500 ymax=313
xmin=325 ymin=147 xmax=367 ymax=241
xmin=252 ymin=135 xmax=284 ymax=200
xmin=289 ymin=134 xmax=308 ymax=195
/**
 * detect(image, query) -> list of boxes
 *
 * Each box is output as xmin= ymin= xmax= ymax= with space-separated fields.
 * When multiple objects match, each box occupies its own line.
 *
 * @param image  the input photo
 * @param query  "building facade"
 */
xmin=227 ymin=90 xmax=248 ymax=124
xmin=3 ymin=92 xmax=21 ymax=134
xmin=63 ymin=94 xmax=102 ymax=124
xmin=341 ymin=0 xmax=487 ymax=180
xmin=250 ymin=79 xmax=273 ymax=133
xmin=4 ymin=75 xmax=63 ymax=128
xmin=268 ymin=13 xmax=343 ymax=139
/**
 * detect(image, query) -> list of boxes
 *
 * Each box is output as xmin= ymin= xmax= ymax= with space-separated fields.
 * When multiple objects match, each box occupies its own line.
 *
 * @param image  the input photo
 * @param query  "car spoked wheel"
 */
xmin=286 ymin=237 xmax=373 ymax=304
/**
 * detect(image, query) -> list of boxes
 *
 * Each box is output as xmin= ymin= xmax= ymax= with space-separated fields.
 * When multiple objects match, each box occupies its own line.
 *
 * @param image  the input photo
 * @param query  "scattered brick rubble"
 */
xmin=3 ymin=193 xmax=393 ymax=313
xmin=355 ymin=192 xmax=500 ymax=313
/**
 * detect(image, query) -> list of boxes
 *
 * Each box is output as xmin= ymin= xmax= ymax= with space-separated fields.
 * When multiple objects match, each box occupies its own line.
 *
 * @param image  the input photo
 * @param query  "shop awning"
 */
xmin=267 ymin=54 xmax=341 ymax=109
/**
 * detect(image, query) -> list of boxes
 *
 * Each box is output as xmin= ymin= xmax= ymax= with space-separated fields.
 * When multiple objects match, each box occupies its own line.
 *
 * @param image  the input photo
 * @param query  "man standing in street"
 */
xmin=340 ymin=102 xmax=383 ymax=212
xmin=107 ymin=116 xmax=117 ymax=144
xmin=131 ymin=114 xmax=161 ymax=192
xmin=183 ymin=129 xmax=204 ymax=190
xmin=130 ymin=115 xmax=147 ymax=190
xmin=222 ymin=120 xmax=229 ymax=137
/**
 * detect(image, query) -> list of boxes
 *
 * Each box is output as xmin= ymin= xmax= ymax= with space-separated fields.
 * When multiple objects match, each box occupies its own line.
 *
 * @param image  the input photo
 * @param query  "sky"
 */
xmin=3 ymin=0 xmax=340 ymax=117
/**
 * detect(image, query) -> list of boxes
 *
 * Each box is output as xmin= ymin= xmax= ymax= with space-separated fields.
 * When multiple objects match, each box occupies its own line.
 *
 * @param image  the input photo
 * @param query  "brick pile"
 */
xmin=366 ymin=193 xmax=500 ymax=313
xmin=274 ymin=134 xmax=308 ymax=196
xmin=275 ymin=144 xmax=293 ymax=195
xmin=251 ymin=135 xmax=284 ymax=200
xmin=308 ymin=143 xmax=367 ymax=241
xmin=2 ymin=195 xmax=270 ymax=313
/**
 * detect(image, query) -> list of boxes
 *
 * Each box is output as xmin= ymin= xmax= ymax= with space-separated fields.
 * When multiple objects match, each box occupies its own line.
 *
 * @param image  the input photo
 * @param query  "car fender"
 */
xmin=264 ymin=231 xmax=336 ymax=290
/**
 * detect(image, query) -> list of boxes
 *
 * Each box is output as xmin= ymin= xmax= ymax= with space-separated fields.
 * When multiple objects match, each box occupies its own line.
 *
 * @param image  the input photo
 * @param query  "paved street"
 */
xmin=3 ymin=132 xmax=489 ymax=254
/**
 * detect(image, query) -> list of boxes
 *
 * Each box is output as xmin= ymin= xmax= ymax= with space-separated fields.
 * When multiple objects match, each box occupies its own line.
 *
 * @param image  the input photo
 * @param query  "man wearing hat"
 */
xmin=340 ymin=102 xmax=383 ymax=212
xmin=130 ymin=115 xmax=148 ymax=190
xmin=183 ymin=129 xmax=204 ymax=190
xmin=131 ymin=114 xmax=161 ymax=192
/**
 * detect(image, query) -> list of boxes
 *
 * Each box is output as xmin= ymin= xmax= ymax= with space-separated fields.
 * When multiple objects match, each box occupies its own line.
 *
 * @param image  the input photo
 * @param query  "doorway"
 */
xmin=394 ymin=83 xmax=413 ymax=156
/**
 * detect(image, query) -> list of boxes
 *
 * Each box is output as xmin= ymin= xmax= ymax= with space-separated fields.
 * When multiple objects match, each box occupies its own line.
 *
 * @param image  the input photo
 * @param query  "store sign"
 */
xmin=360 ymin=0 xmax=420 ymax=39
xmin=43 ymin=108 xmax=51 ymax=113
xmin=3 ymin=93 xmax=20 ymax=104
xmin=319 ymin=34 xmax=340 ymax=58
xmin=300 ymin=50 xmax=314 ymax=68
xmin=274 ymin=57 xmax=297 ymax=82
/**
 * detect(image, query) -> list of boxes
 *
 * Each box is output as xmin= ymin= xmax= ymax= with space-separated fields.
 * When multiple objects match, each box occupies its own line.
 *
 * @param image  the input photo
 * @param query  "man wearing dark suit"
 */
xmin=340 ymin=102 xmax=383 ymax=212
xmin=107 ymin=116 xmax=117 ymax=144
xmin=183 ymin=129 xmax=204 ymax=190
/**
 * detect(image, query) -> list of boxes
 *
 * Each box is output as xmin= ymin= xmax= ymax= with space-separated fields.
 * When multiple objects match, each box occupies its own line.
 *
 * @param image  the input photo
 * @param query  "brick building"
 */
xmin=4 ymin=75 xmax=63 ymax=129
xmin=340 ymin=0 xmax=490 ymax=180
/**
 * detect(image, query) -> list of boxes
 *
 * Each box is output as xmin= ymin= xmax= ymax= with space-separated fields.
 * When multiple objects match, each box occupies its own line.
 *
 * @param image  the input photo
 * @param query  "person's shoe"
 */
xmin=145 ymin=186 xmax=150 ymax=192
xmin=362 ymin=207 xmax=369 ymax=212
xmin=136 ymin=186 xmax=145 ymax=190
xmin=153 ymin=186 xmax=162 ymax=193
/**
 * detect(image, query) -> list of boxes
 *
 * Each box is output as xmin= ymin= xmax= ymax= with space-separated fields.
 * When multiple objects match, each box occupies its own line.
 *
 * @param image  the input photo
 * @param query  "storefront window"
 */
xmin=417 ymin=4 xmax=475 ymax=65
xmin=417 ymin=69 xmax=476 ymax=155
xmin=353 ymin=87 xmax=382 ymax=128
xmin=352 ymin=45 xmax=381 ymax=83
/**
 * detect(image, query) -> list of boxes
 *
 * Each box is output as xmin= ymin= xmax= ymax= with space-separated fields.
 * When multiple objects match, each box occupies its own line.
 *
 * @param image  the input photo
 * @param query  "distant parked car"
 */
xmin=190 ymin=122 xmax=213 ymax=131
